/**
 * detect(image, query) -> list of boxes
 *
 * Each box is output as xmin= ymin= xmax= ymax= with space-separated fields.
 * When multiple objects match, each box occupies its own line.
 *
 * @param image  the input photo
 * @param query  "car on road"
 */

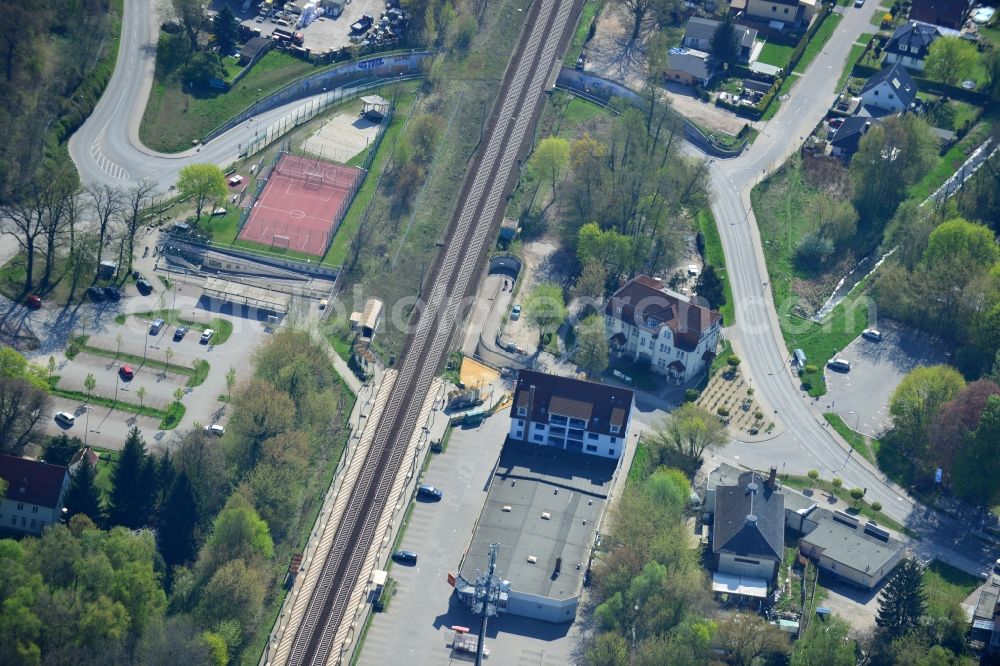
xmin=86 ymin=286 xmax=106 ymax=302
xmin=119 ymin=364 xmax=134 ymax=380
xmin=862 ymin=328 xmax=883 ymax=342
xmin=204 ymin=424 xmax=225 ymax=437
xmin=417 ymin=484 xmax=443 ymax=501
xmin=392 ymin=550 xmax=418 ymax=565
xmin=827 ymin=358 xmax=852 ymax=372
xmin=854 ymin=0 xmax=864 ymax=6
xmin=136 ymin=279 xmax=153 ymax=295
xmin=150 ymin=319 xmax=165 ymax=335
xmin=102 ymin=286 xmax=121 ymax=302
xmin=173 ymin=326 xmax=189 ymax=341
xmin=200 ymin=329 xmax=214 ymax=344
xmin=25 ymin=294 xmax=41 ymax=309
xmin=54 ymin=412 xmax=76 ymax=427
xmin=510 ymin=304 xmax=521 ymax=320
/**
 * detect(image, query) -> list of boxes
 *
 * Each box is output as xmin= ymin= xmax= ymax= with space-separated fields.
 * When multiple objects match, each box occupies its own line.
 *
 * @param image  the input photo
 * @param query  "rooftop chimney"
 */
xmin=768 ymin=466 xmax=777 ymax=488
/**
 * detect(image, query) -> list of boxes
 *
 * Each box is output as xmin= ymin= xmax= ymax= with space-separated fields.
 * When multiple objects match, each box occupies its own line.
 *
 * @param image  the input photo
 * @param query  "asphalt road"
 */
xmin=67 ymin=0 xmax=998 ymax=575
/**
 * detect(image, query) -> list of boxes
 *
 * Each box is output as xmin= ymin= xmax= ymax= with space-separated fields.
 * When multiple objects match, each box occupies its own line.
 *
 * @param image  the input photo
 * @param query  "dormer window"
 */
xmin=645 ymin=317 xmax=658 ymax=327
xmin=517 ymin=406 xmax=527 ymax=417
xmin=610 ymin=425 xmax=620 ymax=434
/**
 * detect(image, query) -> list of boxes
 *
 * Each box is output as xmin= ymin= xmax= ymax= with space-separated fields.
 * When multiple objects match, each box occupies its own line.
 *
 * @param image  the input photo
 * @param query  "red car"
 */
xmin=25 ymin=294 xmax=41 ymax=309
xmin=119 ymin=365 xmax=134 ymax=381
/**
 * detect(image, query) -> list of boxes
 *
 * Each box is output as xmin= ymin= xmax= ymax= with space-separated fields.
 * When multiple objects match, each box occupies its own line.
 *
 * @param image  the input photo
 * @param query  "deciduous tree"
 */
xmin=715 ymin=612 xmax=789 ymax=666
xmin=930 ymin=379 xmax=1000 ymax=475
xmin=951 ymin=394 xmax=1000 ymax=505
xmin=527 ymin=136 xmax=570 ymax=210
xmin=790 ymin=616 xmax=856 ymax=666
xmin=852 ymin=115 xmax=937 ymax=221
xmin=196 ymin=558 xmax=268 ymax=645
xmin=574 ymin=314 xmax=610 ymax=378
xmin=925 ymin=37 xmax=980 ymax=86
xmin=177 ymin=164 xmax=226 ymax=222
xmin=44 ymin=434 xmax=81 ymax=466
xmin=0 ymin=377 xmax=50 ymax=455
xmin=646 ymin=403 xmax=727 ymax=473
xmin=524 ymin=282 xmax=567 ymax=345
xmin=888 ymin=365 xmax=965 ymax=466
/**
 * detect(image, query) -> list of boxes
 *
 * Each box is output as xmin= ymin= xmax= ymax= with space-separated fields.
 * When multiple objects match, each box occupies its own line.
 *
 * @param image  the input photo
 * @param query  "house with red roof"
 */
xmin=605 ymin=275 xmax=723 ymax=384
xmin=0 ymin=454 xmax=70 ymax=535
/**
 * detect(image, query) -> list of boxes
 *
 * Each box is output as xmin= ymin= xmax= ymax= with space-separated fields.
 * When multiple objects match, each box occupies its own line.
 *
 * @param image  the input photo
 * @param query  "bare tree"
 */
xmin=86 ymin=184 xmax=124 ymax=280
xmin=120 ymin=180 xmax=157 ymax=274
xmin=621 ymin=0 xmax=652 ymax=41
xmin=1 ymin=180 xmax=49 ymax=292
xmin=40 ymin=172 xmax=79 ymax=286
xmin=715 ymin=613 xmax=789 ymax=666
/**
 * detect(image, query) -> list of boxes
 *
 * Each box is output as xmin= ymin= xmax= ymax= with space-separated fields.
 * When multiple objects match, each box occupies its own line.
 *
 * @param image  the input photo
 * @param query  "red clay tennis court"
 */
xmin=238 ymin=154 xmax=362 ymax=257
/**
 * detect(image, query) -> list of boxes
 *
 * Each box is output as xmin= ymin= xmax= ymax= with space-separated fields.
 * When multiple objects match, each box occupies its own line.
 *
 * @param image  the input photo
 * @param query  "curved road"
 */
xmin=70 ymin=1 xmax=995 ymax=571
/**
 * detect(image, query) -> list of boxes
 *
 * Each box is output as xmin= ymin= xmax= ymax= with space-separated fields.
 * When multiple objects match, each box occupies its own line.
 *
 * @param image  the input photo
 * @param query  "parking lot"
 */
xmin=54 ymin=351 xmax=190 ymax=410
xmin=218 ymin=0 xmax=396 ymax=55
xmin=358 ymin=406 xmax=581 ymax=666
xmin=823 ymin=322 xmax=950 ymax=438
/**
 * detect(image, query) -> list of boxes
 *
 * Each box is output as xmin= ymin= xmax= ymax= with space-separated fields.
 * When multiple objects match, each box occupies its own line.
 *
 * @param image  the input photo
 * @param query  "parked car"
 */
xmin=86 ymin=286 xmax=106 ymax=302
xmin=132 ymin=270 xmax=144 ymax=280
xmin=173 ymin=326 xmax=189 ymax=341
xmin=827 ymin=358 xmax=852 ymax=372
xmin=392 ymin=550 xmax=418 ymax=565
xmin=862 ymin=328 xmax=882 ymax=342
xmin=54 ymin=411 xmax=76 ymax=427
xmin=136 ymin=279 xmax=153 ymax=295
xmin=119 ymin=364 xmax=134 ymax=380
xmin=417 ymin=484 xmax=443 ymax=500
xmin=200 ymin=329 xmax=214 ymax=344
xmin=854 ymin=0 xmax=864 ymax=6
xmin=204 ymin=424 xmax=225 ymax=437
xmin=102 ymin=286 xmax=121 ymax=302
xmin=25 ymin=294 xmax=42 ymax=309
xmin=510 ymin=304 xmax=521 ymax=320
xmin=150 ymin=318 xmax=165 ymax=335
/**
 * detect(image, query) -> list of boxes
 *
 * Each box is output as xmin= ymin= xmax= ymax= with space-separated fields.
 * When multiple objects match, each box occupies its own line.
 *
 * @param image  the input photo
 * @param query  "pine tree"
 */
xmin=107 ymin=426 xmax=147 ymax=528
xmin=44 ymin=434 xmax=82 ymax=466
xmin=137 ymin=456 xmax=160 ymax=526
xmin=876 ymin=558 xmax=927 ymax=638
xmin=694 ymin=265 xmax=725 ymax=311
xmin=156 ymin=450 xmax=175 ymax=517
xmin=158 ymin=473 xmax=200 ymax=567
xmin=64 ymin=456 xmax=102 ymax=523
xmin=710 ymin=12 xmax=740 ymax=71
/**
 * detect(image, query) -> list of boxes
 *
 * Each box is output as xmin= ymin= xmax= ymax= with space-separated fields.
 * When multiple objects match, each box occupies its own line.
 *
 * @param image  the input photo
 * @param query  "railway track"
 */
xmin=285 ymin=1 xmax=579 ymax=663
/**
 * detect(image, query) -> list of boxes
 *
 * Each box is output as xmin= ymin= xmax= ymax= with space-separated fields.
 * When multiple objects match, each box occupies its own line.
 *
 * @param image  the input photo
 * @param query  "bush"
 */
xmin=717 ymin=406 xmax=730 ymax=417
xmin=727 ymin=356 xmax=741 ymax=368
xmin=832 ymin=477 xmax=843 ymax=488
xmin=795 ymin=231 xmax=834 ymax=267
xmin=753 ymin=410 xmax=764 ymax=420
xmin=684 ymin=389 xmax=701 ymax=403
xmin=803 ymin=364 xmax=818 ymax=374
xmin=807 ymin=469 xmax=819 ymax=481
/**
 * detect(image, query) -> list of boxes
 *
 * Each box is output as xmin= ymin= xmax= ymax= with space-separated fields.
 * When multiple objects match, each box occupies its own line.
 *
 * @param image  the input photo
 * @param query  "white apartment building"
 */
xmin=508 ymin=370 xmax=634 ymax=460
xmin=0 ymin=454 xmax=69 ymax=535
xmin=605 ymin=275 xmax=723 ymax=384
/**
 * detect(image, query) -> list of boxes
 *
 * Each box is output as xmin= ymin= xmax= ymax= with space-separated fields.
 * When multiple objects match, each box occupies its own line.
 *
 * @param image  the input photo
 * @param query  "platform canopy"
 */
xmin=202 ymin=276 xmax=291 ymax=313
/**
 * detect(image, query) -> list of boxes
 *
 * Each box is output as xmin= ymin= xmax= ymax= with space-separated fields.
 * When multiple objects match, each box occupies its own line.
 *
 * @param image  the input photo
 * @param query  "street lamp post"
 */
xmin=84 ymin=406 xmax=92 ymax=447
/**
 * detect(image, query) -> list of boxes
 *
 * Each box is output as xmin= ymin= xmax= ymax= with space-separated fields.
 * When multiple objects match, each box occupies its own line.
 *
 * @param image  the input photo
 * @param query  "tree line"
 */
xmin=0 ymin=329 xmax=354 ymax=665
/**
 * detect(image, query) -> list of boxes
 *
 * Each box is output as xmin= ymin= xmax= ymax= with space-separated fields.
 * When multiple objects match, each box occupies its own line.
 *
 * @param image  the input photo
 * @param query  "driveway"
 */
xmin=358 ymin=406 xmax=581 ymax=666
xmin=823 ymin=322 xmax=950 ymax=438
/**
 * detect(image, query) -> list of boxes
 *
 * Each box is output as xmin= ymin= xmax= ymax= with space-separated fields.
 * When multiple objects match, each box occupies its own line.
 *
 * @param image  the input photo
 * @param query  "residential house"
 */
xmin=605 ymin=275 xmax=723 ymax=384
xmin=508 ymin=370 xmax=634 ymax=460
xmin=683 ymin=17 xmax=760 ymax=63
xmin=971 ymin=576 xmax=1000 ymax=655
xmin=711 ymin=469 xmax=784 ymax=586
xmin=797 ymin=509 xmax=906 ymax=589
xmin=884 ymin=22 xmax=941 ymax=71
xmin=739 ymin=0 xmax=817 ymax=29
xmin=0 ymin=455 xmax=69 ymax=535
xmin=664 ymin=47 xmax=716 ymax=86
xmin=909 ymin=0 xmax=972 ymax=30
xmin=829 ymin=116 xmax=875 ymax=159
xmin=859 ymin=62 xmax=918 ymax=114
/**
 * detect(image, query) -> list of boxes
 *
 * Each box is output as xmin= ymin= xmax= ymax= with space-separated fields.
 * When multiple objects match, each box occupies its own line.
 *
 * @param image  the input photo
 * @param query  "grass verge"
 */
xmin=76 ymin=345 xmax=210 ymax=387
xmin=837 ymin=44 xmax=865 ymax=92
xmin=564 ymin=0 xmax=603 ymax=66
xmin=47 ymin=381 xmax=184 ymax=430
xmin=627 ymin=439 xmax=650 ymax=489
xmin=823 ymin=412 xmax=875 ymax=463
xmin=697 ymin=209 xmax=735 ymax=325
xmin=115 ymin=309 xmax=234 ymax=345
xmin=793 ymin=14 xmax=843 ymax=74
xmin=781 ymin=474 xmax=913 ymax=536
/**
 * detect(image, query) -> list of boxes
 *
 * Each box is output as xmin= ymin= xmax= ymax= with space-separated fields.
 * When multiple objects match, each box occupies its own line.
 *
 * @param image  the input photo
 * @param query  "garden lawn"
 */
xmin=697 ymin=209 xmax=735 ymax=325
xmin=837 ymin=45 xmax=865 ymax=91
xmin=758 ymin=41 xmax=795 ymax=69
xmin=793 ymin=14 xmax=843 ymax=74
xmin=922 ymin=560 xmax=981 ymax=617
xmin=141 ymin=49 xmax=316 ymax=152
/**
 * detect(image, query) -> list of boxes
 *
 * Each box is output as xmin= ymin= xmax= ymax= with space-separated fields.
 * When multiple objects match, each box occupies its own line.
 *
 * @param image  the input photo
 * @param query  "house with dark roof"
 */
xmin=239 ymin=36 xmax=271 ymax=65
xmin=683 ymin=17 xmax=760 ymax=63
xmin=664 ymin=47 xmax=716 ymax=86
xmin=605 ymin=275 xmax=723 ymax=384
xmin=884 ymin=22 xmax=941 ymax=72
xmin=712 ymin=469 xmax=784 ymax=584
xmin=829 ymin=116 xmax=876 ymax=158
xmin=859 ymin=63 xmax=918 ymax=114
xmin=509 ymin=370 xmax=634 ymax=460
xmin=909 ymin=0 xmax=972 ymax=30
xmin=0 ymin=454 xmax=69 ymax=535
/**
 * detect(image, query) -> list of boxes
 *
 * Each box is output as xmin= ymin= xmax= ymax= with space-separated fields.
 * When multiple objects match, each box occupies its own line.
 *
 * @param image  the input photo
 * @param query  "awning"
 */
xmin=712 ymin=572 xmax=767 ymax=598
